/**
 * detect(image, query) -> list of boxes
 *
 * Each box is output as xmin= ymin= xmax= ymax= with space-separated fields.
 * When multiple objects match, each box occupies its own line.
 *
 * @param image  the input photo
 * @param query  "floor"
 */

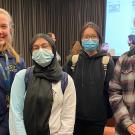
xmin=104 ymin=127 xmax=115 ymax=135
xmin=104 ymin=117 xmax=115 ymax=135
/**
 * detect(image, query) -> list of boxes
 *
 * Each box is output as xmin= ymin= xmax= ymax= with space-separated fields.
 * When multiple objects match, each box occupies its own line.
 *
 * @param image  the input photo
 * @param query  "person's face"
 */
xmin=32 ymin=38 xmax=52 ymax=52
xmin=0 ymin=14 xmax=12 ymax=46
xmin=51 ymin=34 xmax=56 ymax=42
xmin=81 ymin=27 xmax=99 ymax=41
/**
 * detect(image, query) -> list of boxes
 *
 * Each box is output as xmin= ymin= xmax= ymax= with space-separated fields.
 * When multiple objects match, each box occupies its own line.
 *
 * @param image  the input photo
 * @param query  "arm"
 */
xmin=109 ymin=55 xmax=133 ymax=128
xmin=106 ymin=57 xmax=115 ymax=82
xmin=9 ymin=69 xmax=27 ymax=135
xmin=104 ymin=57 xmax=115 ymax=119
xmin=58 ymin=75 xmax=76 ymax=135
xmin=63 ymin=56 xmax=73 ymax=77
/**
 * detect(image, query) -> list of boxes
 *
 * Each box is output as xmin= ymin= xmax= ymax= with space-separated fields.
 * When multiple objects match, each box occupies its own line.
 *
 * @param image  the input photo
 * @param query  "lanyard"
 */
xmin=0 ymin=53 xmax=10 ymax=89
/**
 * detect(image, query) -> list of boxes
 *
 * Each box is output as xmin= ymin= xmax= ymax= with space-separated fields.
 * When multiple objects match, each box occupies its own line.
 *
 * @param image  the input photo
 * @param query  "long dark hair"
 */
xmin=80 ymin=22 xmax=102 ymax=45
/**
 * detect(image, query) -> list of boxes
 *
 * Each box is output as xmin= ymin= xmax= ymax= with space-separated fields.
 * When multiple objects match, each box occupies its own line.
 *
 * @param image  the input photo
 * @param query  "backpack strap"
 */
xmin=71 ymin=54 xmax=79 ymax=71
xmin=25 ymin=68 xmax=68 ymax=94
xmin=61 ymin=72 xmax=68 ymax=94
xmin=102 ymin=56 xmax=110 ymax=80
xmin=25 ymin=67 xmax=33 ymax=90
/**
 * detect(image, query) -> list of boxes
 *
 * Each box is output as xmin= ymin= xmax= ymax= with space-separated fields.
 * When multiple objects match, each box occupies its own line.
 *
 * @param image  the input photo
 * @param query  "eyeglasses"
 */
xmin=32 ymin=43 xmax=51 ymax=50
xmin=82 ymin=34 xmax=98 ymax=40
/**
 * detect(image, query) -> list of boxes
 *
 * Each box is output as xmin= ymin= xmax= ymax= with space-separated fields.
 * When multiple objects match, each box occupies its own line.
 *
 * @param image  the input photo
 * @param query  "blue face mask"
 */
xmin=82 ymin=40 xmax=99 ymax=52
xmin=32 ymin=48 xmax=54 ymax=67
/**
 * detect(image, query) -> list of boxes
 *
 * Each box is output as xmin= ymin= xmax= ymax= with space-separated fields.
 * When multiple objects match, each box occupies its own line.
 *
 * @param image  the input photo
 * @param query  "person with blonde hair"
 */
xmin=0 ymin=8 xmax=25 ymax=134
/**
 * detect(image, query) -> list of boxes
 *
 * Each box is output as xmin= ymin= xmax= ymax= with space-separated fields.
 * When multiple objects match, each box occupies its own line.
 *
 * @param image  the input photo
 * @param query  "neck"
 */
xmin=86 ymin=50 xmax=97 ymax=56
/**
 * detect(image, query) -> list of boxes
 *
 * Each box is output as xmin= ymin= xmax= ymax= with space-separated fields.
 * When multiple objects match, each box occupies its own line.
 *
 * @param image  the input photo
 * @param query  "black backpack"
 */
xmin=24 ymin=67 xmax=68 ymax=94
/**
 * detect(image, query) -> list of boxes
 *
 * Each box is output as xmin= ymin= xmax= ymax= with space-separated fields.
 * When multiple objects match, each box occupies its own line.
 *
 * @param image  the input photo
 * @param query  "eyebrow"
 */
xmin=33 ymin=43 xmax=49 ymax=46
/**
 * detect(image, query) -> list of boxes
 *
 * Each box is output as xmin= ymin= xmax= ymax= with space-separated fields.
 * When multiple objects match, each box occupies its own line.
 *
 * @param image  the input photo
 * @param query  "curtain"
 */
xmin=0 ymin=0 xmax=106 ymax=66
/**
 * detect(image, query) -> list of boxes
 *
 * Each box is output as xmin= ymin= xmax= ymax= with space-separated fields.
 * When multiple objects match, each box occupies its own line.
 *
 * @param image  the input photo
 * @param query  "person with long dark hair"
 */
xmin=64 ymin=22 xmax=114 ymax=135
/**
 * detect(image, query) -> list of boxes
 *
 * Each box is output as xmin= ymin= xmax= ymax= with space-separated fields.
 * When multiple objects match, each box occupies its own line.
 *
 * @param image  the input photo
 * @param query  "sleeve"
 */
xmin=9 ymin=69 xmax=27 ymax=135
xmin=109 ymin=55 xmax=133 ymax=128
xmin=103 ymin=57 xmax=115 ymax=119
xmin=63 ymin=56 xmax=73 ymax=77
xmin=58 ymin=75 xmax=76 ymax=135
xmin=106 ymin=57 xmax=115 ymax=82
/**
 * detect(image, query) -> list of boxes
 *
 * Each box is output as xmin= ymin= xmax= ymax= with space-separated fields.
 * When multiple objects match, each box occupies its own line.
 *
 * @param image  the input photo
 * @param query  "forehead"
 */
xmin=83 ymin=27 xmax=97 ymax=35
xmin=0 ymin=14 xmax=10 ymax=25
xmin=33 ymin=37 xmax=49 ymax=45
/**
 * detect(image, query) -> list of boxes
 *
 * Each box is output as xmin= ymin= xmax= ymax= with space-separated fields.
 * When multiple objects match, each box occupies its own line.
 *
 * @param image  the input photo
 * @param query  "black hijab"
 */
xmin=23 ymin=33 xmax=62 ymax=135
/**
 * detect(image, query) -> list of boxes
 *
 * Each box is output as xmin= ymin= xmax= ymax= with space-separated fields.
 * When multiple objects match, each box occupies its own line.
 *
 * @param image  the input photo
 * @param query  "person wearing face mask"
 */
xmin=64 ymin=22 xmax=114 ymax=135
xmin=0 ymin=8 xmax=26 ymax=135
xmin=9 ymin=33 xmax=76 ymax=135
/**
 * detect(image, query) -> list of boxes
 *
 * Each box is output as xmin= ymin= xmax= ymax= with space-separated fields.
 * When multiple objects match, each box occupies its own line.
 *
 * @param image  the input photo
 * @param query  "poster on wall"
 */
xmin=105 ymin=0 xmax=135 ymax=56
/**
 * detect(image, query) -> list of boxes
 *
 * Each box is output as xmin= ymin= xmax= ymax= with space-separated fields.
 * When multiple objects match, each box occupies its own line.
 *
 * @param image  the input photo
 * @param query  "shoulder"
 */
xmin=66 ymin=74 xmax=75 ymax=92
xmin=61 ymin=72 xmax=74 ymax=88
xmin=17 ymin=57 xmax=26 ymax=68
xmin=117 ymin=53 xmax=128 ymax=65
xmin=60 ymin=73 xmax=75 ymax=92
xmin=15 ymin=69 xmax=27 ymax=80
xmin=19 ymin=57 xmax=25 ymax=64
xmin=67 ymin=74 xmax=74 ymax=83
xmin=108 ymin=56 xmax=114 ymax=66
xmin=66 ymin=55 xmax=72 ymax=61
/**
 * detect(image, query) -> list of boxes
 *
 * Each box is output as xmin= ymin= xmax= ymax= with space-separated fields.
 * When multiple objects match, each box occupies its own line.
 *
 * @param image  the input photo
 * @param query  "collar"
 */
xmin=0 ymin=51 xmax=13 ymax=59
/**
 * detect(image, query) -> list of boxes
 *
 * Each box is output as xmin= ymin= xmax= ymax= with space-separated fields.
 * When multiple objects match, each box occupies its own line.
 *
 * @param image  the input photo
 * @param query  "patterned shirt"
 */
xmin=109 ymin=51 xmax=135 ymax=135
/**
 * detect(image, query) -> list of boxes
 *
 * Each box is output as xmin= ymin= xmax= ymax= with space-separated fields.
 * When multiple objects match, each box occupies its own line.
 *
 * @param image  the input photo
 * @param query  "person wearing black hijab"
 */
xmin=9 ymin=33 xmax=76 ymax=135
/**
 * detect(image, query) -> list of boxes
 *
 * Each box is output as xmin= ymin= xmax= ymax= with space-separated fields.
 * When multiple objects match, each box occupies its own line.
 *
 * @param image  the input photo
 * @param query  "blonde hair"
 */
xmin=0 ymin=8 xmax=20 ymax=63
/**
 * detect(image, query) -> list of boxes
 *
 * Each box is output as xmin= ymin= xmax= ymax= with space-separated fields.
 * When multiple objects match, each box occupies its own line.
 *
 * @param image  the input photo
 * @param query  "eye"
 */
xmin=41 ymin=43 xmax=49 ymax=48
xmin=1 ymin=24 xmax=8 ymax=29
xmin=91 ymin=35 xmax=97 ymax=39
xmin=41 ymin=43 xmax=52 ymax=50
xmin=32 ymin=45 xmax=39 ymax=50
xmin=82 ymin=34 xmax=98 ymax=40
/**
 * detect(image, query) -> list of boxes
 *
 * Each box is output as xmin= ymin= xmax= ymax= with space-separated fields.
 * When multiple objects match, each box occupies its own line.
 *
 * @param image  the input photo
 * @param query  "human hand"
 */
xmin=127 ymin=124 xmax=135 ymax=135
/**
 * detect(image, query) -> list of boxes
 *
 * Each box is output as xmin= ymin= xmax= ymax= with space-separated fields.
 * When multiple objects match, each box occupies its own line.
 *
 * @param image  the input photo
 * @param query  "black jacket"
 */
xmin=64 ymin=51 xmax=114 ymax=121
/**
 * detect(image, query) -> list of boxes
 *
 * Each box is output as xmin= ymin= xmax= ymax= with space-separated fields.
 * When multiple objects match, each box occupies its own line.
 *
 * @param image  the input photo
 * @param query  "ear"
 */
xmin=10 ymin=28 xmax=14 ymax=42
xmin=8 ymin=28 xmax=14 ymax=44
xmin=10 ymin=28 xmax=14 ymax=37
